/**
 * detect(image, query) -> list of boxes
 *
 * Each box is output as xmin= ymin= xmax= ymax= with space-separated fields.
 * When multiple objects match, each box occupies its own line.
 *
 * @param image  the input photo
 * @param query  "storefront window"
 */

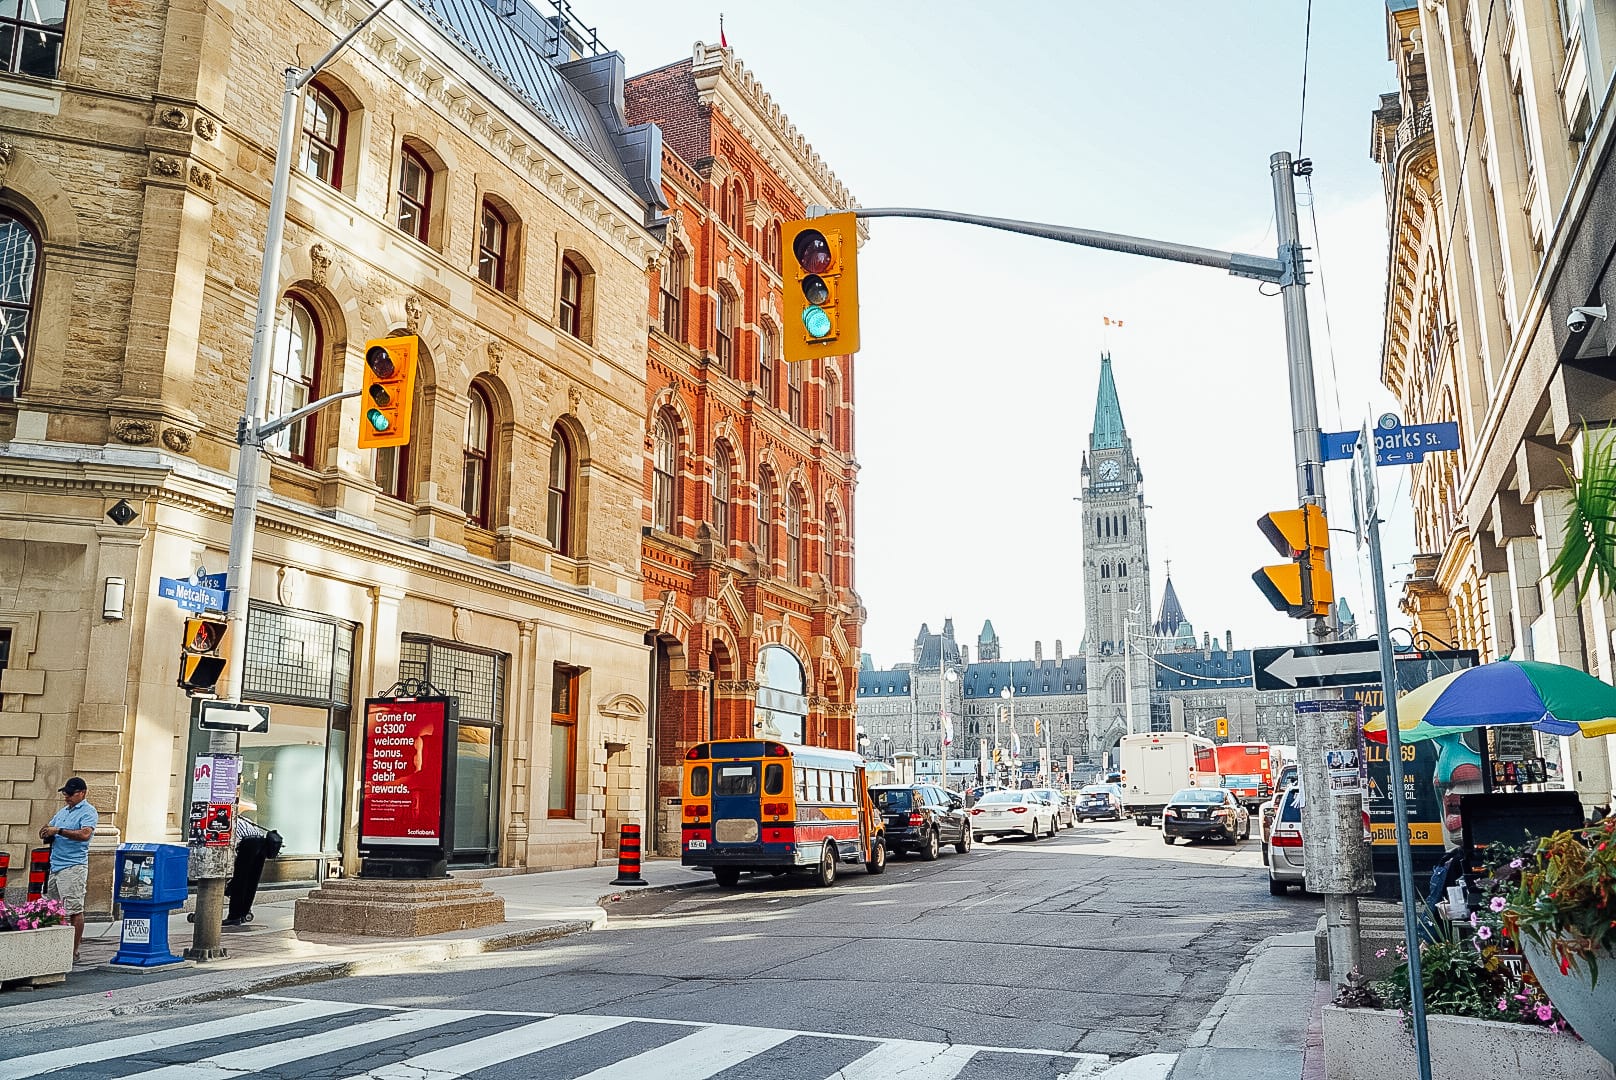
xmin=549 ymin=665 xmax=578 ymax=817
xmin=755 ymin=645 xmax=807 ymax=744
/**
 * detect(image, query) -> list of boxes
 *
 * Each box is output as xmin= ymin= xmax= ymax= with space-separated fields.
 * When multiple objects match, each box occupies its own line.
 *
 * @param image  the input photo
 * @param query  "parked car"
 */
xmin=969 ymin=789 xmax=1058 ymax=841
xmin=1259 ymin=786 xmax=1288 ymax=864
xmin=1029 ymin=788 xmax=1075 ymax=830
xmin=1074 ymin=783 xmax=1126 ymax=822
xmin=1161 ymin=787 xmax=1250 ymax=845
xmin=871 ymin=784 xmax=971 ymax=858
xmin=1267 ymin=786 xmax=1305 ymax=894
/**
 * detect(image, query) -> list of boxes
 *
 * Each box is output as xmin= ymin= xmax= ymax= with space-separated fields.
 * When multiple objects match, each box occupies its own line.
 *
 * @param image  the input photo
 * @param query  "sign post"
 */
xmin=358 ymin=685 xmax=457 ymax=878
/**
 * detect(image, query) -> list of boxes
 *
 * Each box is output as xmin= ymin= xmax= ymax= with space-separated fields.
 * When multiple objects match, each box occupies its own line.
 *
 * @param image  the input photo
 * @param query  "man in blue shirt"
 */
xmin=39 ymin=776 xmax=98 ymax=962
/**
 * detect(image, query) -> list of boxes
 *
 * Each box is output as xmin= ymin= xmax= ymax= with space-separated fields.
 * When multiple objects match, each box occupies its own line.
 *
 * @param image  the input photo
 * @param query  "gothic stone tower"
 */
xmin=1081 ymin=354 xmax=1154 ymax=760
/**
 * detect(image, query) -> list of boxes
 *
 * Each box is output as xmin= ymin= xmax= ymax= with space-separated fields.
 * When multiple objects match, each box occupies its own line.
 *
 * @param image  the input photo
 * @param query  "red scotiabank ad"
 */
xmin=360 ymin=699 xmax=445 ymax=846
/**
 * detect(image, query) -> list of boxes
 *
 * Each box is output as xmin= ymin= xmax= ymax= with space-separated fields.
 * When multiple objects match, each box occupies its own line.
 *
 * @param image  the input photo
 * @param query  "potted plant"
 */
xmin=0 ymin=896 xmax=74 ymax=985
xmin=1503 ymin=817 xmax=1616 ymax=1063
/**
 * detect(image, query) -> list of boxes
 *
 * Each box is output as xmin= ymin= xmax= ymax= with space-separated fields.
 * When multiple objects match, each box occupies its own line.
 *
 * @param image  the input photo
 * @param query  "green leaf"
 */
xmin=1551 ymin=425 xmax=1616 ymax=601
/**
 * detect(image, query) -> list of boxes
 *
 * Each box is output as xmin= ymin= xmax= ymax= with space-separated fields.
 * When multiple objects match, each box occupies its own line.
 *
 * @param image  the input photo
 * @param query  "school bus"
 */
xmin=681 ymin=739 xmax=888 ymax=888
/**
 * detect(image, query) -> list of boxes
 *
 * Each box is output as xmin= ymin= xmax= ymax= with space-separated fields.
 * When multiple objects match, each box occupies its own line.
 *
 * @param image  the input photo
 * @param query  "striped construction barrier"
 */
xmin=26 ymin=847 xmax=50 ymax=900
xmin=611 ymin=823 xmax=647 ymax=886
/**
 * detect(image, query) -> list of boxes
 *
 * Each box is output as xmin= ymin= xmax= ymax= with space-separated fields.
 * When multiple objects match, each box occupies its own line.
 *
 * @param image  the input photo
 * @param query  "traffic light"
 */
xmin=1253 ymin=504 xmax=1333 ymax=618
xmin=356 ymin=335 xmax=419 ymax=449
xmin=781 ymin=213 xmax=860 ymax=364
xmin=178 ymin=616 xmax=228 ymax=694
xmin=1215 ymin=717 xmax=1229 ymax=739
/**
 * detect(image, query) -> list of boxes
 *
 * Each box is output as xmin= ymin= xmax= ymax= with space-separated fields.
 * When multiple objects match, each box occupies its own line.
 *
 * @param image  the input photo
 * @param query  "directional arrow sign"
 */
xmin=1252 ymin=640 xmax=1383 ymax=691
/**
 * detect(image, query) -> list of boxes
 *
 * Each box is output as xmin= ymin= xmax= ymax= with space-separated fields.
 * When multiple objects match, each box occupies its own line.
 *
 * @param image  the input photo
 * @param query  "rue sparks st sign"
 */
xmin=1320 ymin=421 xmax=1459 ymax=466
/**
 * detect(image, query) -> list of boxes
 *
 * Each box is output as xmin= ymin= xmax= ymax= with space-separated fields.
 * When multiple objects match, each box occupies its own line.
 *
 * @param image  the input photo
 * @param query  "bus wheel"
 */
xmin=865 ymin=837 xmax=887 ymax=875
xmin=816 ymin=843 xmax=838 ymax=887
xmin=714 ymin=867 xmax=741 ymax=888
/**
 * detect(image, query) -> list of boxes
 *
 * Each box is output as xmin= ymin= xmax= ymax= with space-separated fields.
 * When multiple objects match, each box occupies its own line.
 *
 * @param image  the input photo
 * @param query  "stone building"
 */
xmin=0 ymin=0 xmax=671 ymax=896
xmin=1371 ymin=0 xmax=1616 ymax=809
xmin=624 ymin=44 xmax=864 ymax=855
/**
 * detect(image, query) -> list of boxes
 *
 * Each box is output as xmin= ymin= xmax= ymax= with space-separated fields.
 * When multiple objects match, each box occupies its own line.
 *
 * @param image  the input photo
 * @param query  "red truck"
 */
xmin=1195 ymin=742 xmax=1274 ymax=810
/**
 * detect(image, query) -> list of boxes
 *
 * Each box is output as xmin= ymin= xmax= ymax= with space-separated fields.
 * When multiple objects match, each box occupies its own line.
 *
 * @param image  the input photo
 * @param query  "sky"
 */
xmin=583 ymin=1 xmax=1413 ymax=669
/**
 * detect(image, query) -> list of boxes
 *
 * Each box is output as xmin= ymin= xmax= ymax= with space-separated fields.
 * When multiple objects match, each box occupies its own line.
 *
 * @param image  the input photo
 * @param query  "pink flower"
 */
xmin=1476 ymin=926 xmax=1492 ymax=940
xmin=1497 ymin=997 xmax=1508 ymax=1011
xmin=1537 ymin=1004 xmax=1554 ymax=1022
xmin=1469 ymin=912 xmax=1480 ymax=927
xmin=1510 ymin=858 xmax=1524 ymax=869
xmin=1375 ymin=948 xmax=1388 ymax=958
xmin=1490 ymin=896 xmax=1506 ymax=912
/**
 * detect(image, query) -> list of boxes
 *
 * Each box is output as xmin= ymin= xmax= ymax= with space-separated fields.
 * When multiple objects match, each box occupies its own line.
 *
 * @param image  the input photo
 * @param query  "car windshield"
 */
xmin=1080 ymin=785 xmax=1112 ymax=796
xmin=978 ymin=791 xmax=1025 ymax=805
xmin=872 ymin=789 xmax=914 ymax=812
xmin=1032 ymin=790 xmax=1058 ymax=801
xmin=1170 ymin=788 xmax=1227 ymax=806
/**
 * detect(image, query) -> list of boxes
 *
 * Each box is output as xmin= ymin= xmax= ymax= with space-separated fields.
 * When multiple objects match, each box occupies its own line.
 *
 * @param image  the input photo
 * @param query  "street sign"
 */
xmin=158 ymin=576 xmax=228 ymax=613
xmin=194 ymin=699 xmax=270 ymax=733
xmin=1253 ymin=640 xmax=1383 ymax=690
xmin=1320 ymin=422 xmax=1459 ymax=465
xmin=196 ymin=572 xmax=228 ymax=591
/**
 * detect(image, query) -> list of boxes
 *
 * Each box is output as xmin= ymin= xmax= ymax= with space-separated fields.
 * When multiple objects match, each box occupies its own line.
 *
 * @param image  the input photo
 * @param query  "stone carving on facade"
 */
xmin=0 ymin=141 xmax=15 ymax=185
xmin=160 ymin=427 xmax=193 ymax=454
xmin=150 ymin=156 xmax=182 ymax=178
xmin=657 ymin=590 xmax=679 ymax=636
xmin=486 ymin=340 xmax=503 ymax=375
xmin=717 ymin=680 xmax=759 ymax=695
xmin=568 ymin=384 xmax=582 ymax=414
xmin=453 ymin=606 xmax=470 ymax=642
xmin=404 ymin=293 xmax=423 ymax=332
xmin=309 ymin=243 xmax=332 ymax=286
xmin=276 ymin=565 xmax=302 ymax=606
xmin=157 ymin=106 xmax=188 ymax=130
xmin=187 ymin=165 xmax=213 ymax=192
xmin=193 ymin=116 xmax=218 ymax=141
xmin=111 ymin=418 xmax=158 ymax=445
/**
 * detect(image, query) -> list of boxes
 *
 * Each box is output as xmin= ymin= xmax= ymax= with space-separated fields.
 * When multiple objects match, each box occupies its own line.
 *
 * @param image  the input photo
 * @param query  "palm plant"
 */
xmin=1550 ymin=425 xmax=1616 ymax=601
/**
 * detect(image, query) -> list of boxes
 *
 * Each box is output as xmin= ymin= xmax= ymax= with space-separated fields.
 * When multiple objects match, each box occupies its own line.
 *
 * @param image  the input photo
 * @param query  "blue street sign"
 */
xmin=196 ymin=573 xmax=228 ymax=590
xmin=158 ymin=577 xmax=228 ymax=613
xmin=1320 ymin=422 xmax=1459 ymax=466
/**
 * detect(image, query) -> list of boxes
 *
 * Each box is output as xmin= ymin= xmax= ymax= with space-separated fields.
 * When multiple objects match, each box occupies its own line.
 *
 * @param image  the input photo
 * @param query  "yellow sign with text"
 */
xmin=1370 ymin=821 xmax=1444 ymax=846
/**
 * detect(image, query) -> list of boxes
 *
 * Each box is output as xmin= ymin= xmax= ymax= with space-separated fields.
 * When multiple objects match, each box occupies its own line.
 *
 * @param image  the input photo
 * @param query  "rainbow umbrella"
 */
xmin=1365 ymin=659 xmax=1616 ymax=743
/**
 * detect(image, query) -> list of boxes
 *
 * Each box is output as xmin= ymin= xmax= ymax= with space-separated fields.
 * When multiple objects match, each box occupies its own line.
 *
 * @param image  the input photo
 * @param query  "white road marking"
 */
xmin=342 ymin=1013 xmax=631 ymax=1079
xmin=568 ymin=1022 xmax=797 ymax=1079
xmin=832 ymin=1039 xmax=980 ymax=1079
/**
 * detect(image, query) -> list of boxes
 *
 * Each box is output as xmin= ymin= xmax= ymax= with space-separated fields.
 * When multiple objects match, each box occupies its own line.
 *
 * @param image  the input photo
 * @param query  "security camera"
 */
xmin=1568 ymin=305 xmax=1608 ymax=333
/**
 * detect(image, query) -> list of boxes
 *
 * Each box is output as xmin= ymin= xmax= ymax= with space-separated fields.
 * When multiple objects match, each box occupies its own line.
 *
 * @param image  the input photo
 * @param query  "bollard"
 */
xmin=27 ymin=847 xmax=50 ymax=900
xmin=611 ymin=823 xmax=647 ymax=886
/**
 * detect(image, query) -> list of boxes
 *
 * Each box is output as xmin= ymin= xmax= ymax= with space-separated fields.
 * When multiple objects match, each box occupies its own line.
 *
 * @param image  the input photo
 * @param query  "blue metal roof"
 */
xmin=961 ymin=659 xmax=1086 ymax=698
xmin=857 ymin=670 xmax=911 ymax=696
xmin=1152 ymin=650 xmax=1255 ymax=690
xmin=1091 ymin=353 xmax=1126 ymax=450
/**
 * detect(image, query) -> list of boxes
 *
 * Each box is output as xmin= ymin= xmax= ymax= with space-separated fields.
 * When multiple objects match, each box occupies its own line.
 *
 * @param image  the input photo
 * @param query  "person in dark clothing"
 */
xmin=224 ymin=815 xmax=270 ymax=926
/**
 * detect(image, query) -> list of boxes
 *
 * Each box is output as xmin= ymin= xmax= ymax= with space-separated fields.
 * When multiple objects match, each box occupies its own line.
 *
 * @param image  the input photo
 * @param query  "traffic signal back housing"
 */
xmin=178 ymin=616 xmax=228 ymax=694
xmin=357 ymin=335 xmax=419 ymax=449
xmin=1253 ymin=504 xmax=1333 ymax=618
xmin=781 ymin=213 xmax=860 ymax=364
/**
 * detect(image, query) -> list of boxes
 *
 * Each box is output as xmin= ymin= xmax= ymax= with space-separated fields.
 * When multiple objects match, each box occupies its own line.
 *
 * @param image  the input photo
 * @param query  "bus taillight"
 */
xmin=683 ymin=803 xmax=709 ymax=819
xmin=762 ymin=802 xmax=790 ymax=817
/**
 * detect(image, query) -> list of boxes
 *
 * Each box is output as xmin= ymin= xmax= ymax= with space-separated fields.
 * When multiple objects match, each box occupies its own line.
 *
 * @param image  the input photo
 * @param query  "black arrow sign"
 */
xmin=1252 ymin=640 xmax=1382 ymax=691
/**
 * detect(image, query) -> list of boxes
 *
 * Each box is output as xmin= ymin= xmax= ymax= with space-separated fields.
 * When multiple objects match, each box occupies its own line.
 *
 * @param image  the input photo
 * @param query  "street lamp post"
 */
xmin=1000 ymin=682 xmax=1015 ymax=786
xmin=941 ymin=667 xmax=957 ymax=789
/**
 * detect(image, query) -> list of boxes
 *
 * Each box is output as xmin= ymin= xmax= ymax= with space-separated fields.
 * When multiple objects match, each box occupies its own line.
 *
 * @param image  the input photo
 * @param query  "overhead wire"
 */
xmin=1439 ymin=0 xmax=1498 ymax=277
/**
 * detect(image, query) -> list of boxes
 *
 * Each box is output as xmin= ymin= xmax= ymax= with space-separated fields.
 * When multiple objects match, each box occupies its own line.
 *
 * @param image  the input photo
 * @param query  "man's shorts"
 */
xmin=46 ymin=863 xmax=88 ymax=916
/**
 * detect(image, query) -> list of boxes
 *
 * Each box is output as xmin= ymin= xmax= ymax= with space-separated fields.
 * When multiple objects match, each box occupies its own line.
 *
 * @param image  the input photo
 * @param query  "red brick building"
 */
xmin=626 ymin=43 xmax=864 ymax=853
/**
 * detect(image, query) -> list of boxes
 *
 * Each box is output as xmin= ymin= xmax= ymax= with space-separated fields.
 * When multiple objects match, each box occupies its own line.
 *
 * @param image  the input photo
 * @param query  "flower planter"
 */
xmin=1521 ymin=939 xmax=1616 ymax=1067
xmin=0 ymin=924 xmax=74 ymax=987
xmin=1323 ymin=1004 xmax=1615 ymax=1080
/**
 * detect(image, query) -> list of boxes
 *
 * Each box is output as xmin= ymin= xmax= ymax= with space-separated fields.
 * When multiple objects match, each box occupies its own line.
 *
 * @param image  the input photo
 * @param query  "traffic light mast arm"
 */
xmin=253 ymin=388 xmax=360 ymax=444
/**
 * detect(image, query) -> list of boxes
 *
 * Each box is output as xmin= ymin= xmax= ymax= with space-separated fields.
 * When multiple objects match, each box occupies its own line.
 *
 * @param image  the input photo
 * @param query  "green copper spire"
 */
xmin=1091 ymin=353 xmax=1126 ymax=450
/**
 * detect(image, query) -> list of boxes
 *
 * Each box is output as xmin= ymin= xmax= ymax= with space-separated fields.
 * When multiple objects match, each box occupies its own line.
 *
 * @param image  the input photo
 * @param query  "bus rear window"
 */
xmin=715 ymin=764 xmax=759 ymax=796
xmin=690 ymin=766 xmax=709 ymax=797
xmin=764 ymin=763 xmax=784 ymax=795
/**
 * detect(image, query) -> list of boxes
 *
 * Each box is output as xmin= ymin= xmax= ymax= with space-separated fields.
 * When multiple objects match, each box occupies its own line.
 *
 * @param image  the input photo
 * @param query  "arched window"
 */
xmin=547 ymin=426 xmax=574 ymax=555
xmin=298 ymin=82 xmax=346 ymax=188
xmin=758 ymin=323 xmax=776 ymax=404
xmin=1 ymin=0 xmax=63 ymax=77
xmin=823 ymin=506 xmax=837 ymax=586
xmin=787 ymin=358 xmax=804 ymax=425
xmin=714 ymin=287 xmax=733 ymax=374
xmin=756 ymin=644 xmax=807 ymax=744
xmin=0 ymin=212 xmax=39 ymax=402
xmin=1101 ymin=564 xmax=1110 ymax=579
xmin=267 ymin=297 xmax=321 ymax=465
xmin=559 ymin=256 xmax=584 ymax=338
xmin=462 ymin=385 xmax=493 ymax=527
xmin=786 ymin=486 xmax=804 ymax=582
xmin=765 ymin=220 xmax=782 ymax=272
xmin=660 ymin=247 xmax=684 ymax=338
xmin=477 ymin=201 xmax=507 ymax=291
xmin=652 ymin=411 xmax=678 ymax=532
xmin=757 ymin=470 xmax=775 ymax=571
xmin=1122 ymin=516 xmax=1128 ymax=537
xmin=1108 ymin=671 xmax=1125 ymax=705
xmin=1118 ymin=562 xmax=1127 ymax=577
xmin=711 ymin=443 xmax=732 ymax=547
xmin=397 ymin=146 xmax=431 ymax=241
xmin=729 ymin=181 xmax=747 ymax=234
xmin=823 ymin=374 xmax=837 ymax=446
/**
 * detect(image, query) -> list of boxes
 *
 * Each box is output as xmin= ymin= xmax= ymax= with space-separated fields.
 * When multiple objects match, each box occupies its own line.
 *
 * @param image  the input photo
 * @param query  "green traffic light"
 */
xmin=365 ymin=408 xmax=391 ymax=432
xmin=801 ymin=305 xmax=832 ymax=339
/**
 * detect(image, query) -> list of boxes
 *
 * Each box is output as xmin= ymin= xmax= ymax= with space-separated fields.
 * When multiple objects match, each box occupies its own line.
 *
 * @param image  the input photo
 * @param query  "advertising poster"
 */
xmin=360 ymin=697 xmax=448 ymax=846
xmin=1325 ymin=748 xmax=1362 ymax=797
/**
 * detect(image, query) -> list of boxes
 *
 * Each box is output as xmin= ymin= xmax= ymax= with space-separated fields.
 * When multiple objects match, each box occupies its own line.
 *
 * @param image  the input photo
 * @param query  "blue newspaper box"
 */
xmin=111 ymin=843 xmax=188 ymax=967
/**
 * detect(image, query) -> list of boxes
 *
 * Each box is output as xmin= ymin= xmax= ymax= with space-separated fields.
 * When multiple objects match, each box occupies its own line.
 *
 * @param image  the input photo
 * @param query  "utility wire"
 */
xmin=1297 ymin=0 xmax=1314 ymax=158
xmin=1439 ymin=0 xmax=1497 ymax=277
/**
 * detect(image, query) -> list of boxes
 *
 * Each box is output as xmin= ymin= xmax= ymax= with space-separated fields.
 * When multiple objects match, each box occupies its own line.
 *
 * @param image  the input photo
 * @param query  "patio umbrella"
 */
xmin=1365 ymin=659 xmax=1616 ymax=742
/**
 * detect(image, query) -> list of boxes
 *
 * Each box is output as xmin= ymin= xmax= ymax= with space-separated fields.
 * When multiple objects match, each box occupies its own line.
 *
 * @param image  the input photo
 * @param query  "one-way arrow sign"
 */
xmin=1252 ymin=640 xmax=1382 ymax=691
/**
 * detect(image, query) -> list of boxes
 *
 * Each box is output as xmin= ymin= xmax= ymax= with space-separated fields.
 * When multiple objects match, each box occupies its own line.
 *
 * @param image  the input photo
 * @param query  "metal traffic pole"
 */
xmin=189 ymin=0 xmax=401 ymax=962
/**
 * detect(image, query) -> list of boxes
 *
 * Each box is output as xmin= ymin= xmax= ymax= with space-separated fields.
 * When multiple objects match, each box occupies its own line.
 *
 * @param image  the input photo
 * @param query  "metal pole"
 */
xmin=1368 ymin=503 xmax=1434 ymax=1080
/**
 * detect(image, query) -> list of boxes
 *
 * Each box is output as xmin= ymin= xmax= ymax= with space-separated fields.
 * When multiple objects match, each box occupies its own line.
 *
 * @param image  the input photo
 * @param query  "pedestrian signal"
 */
xmin=1253 ymin=504 xmax=1332 ymax=619
xmin=178 ymin=616 xmax=228 ymax=694
xmin=1215 ymin=717 xmax=1229 ymax=739
xmin=781 ymin=213 xmax=860 ymax=363
xmin=357 ymin=335 xmax=419 ymax=449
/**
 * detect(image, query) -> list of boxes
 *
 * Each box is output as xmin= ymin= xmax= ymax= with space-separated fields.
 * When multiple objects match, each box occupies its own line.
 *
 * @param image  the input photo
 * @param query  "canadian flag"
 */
xmin=1103 ymin=316 xmax=1124 ymax=327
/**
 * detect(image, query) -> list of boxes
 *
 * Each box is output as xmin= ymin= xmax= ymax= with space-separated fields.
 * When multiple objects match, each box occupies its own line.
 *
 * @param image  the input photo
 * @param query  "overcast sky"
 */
xmin=586 ymin=1 xmax=1410 ymax=669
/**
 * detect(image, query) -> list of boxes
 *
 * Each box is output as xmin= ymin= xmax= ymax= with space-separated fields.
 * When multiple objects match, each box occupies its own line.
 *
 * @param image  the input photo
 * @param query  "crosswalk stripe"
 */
xmin=0 ymin=1000 xmax=366 ymax=1080
xmin=832 ymin=1039 xmax=980 ymax=1080
xmin=341 ymin=1014 xmax=632 ymax=1080
xmin=120 ymin=1007 xmax=482 ymax=1080
xmin=569 ymin=1023 xmax=798 ymax=1080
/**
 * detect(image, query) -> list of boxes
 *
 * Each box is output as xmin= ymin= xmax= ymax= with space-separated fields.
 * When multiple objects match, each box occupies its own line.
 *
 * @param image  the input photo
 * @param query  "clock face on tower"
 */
xmin=1098 ymin=459 xmax=1121 ymax=482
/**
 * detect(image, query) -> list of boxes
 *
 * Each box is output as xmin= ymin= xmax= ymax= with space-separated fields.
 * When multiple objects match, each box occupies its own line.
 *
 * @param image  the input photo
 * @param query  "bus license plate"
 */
xmin=686 ymin=839 xmax=707 ymax=850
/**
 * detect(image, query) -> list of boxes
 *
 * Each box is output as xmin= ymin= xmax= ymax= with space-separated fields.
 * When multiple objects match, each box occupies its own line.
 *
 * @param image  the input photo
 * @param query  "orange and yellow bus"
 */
xmin=681 ymin=739 xmax=887 ymax=887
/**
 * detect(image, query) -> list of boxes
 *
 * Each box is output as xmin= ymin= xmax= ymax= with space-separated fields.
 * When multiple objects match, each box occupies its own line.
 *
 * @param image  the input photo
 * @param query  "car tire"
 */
xmin=1028 ymin=819 xmax=1041 ymax=841
xmin=1268 ymin=876 xmax=1288 ymax=896
xmin=865 ymin=837 xmax=887 ymax=875
xmin=816 ymin=842 xmax=838 ymax=887
xmin=1226 ymin=828 xmax=1239 ymax=846
xmin=921 ymin=828 xmax=941 ymax=861
xmin=955 ymin=828 xmax=972 ymax=855
xmin=973 ymin=832 xmax=984 ymax=844
xmin=714 ymin=867 xmax=741 ymax=888
xmin=1162 ymin=834 xmax=1174 ymax=845
xmin=1261 ymin=842 xmax=1269 ymax=865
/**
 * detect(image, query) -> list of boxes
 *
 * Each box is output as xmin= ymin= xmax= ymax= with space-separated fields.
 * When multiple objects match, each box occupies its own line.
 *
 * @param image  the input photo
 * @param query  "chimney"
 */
xmin=1203 ymin=631 xmax=1211 ymax=659
xmin=1225 ymin=630 xmax=1233 ymax=654
xmin=1055 ymin=639 xmax=1063 ymax=663
xmin=1034 ymin=640 xmax=1043 ymax=664
xmin=961 ymin=645 xmax=970 ymax=665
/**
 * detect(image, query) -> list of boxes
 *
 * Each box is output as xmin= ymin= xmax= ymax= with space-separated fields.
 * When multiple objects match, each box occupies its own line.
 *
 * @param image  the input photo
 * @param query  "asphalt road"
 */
xmin=3 ymin=818 xmax=1321 ymax=1079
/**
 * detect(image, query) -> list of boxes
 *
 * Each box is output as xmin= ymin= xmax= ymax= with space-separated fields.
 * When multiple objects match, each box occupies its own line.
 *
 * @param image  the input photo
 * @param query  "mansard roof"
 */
xmin=1091 ymin=353 xmax=1127 ymax=451
xmin=857 ymin=669 xmax=911 ymax=696
xmin=961 ymin=659 xmax=1086 ymax=699
xmin=1152 ymin=650 xmax=1256 ymax=690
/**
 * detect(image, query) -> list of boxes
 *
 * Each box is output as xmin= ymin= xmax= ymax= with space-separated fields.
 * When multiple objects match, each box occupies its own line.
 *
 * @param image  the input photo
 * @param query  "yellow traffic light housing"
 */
xmin=357 ymin=335 xmax=419 ymax=449
xmin=781 ymin=213 xmax=860 ymax=364
xmin=1215 ymin=717 xmax=1229 ymax=739
xmin=1253 ymin=504 xmax=1333 ymax=618
xmin=178 ymin=616 xmax=228 ymax=695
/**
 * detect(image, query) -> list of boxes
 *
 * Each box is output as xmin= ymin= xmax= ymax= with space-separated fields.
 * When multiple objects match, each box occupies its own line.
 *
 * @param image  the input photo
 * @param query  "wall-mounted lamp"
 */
xmin=103 ymin=577 xmax=126 ymax=620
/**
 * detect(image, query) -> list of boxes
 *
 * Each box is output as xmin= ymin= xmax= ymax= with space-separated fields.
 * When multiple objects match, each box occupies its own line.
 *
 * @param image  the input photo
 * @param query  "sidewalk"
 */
xmin=0 ymin=858 xmax=710 ymax=1032
xmin=1167 ymin=931 xmax=1330 ymax=1080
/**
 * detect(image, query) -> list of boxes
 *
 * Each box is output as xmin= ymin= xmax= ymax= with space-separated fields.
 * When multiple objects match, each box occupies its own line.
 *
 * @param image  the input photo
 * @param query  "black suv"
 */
xmin=871 ymin=784 xmax=971 ymax=859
